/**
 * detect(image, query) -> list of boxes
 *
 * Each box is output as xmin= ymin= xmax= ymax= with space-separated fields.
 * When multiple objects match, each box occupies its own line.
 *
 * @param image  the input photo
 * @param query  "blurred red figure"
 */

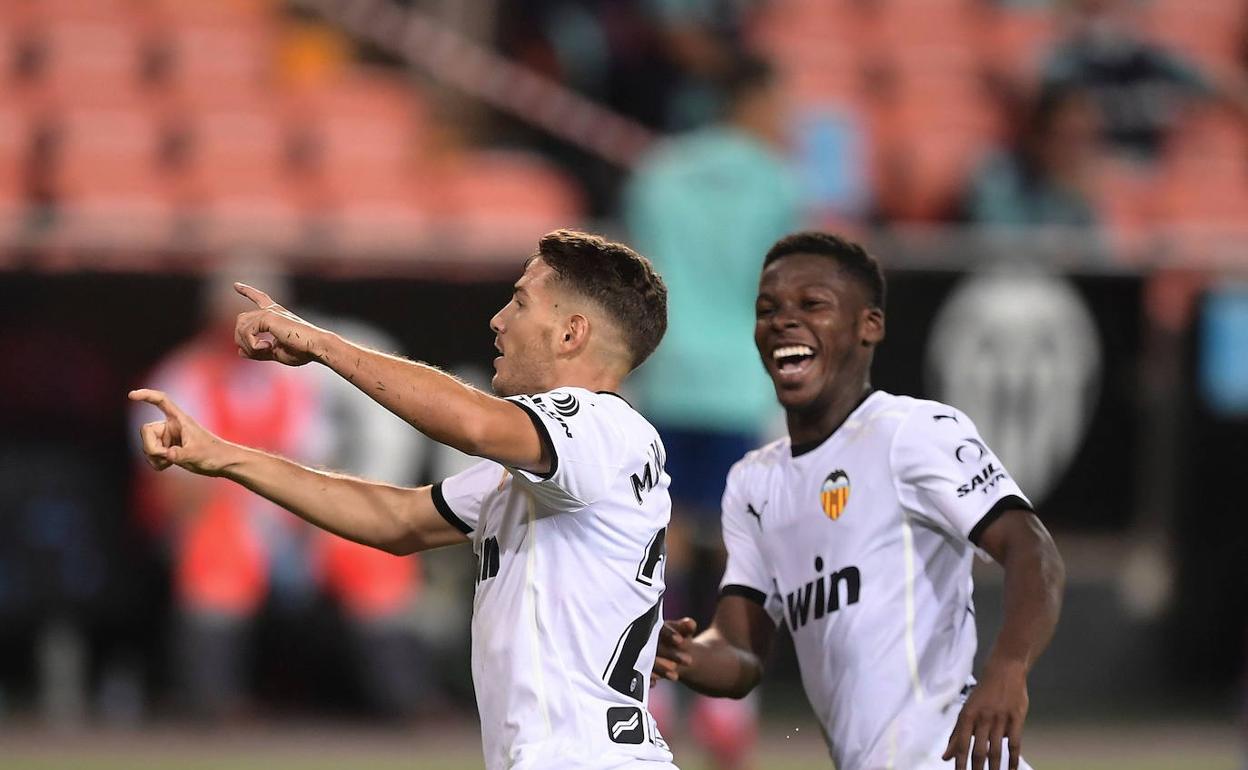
xmin=132 ymin=269 xmax=423 ymax=720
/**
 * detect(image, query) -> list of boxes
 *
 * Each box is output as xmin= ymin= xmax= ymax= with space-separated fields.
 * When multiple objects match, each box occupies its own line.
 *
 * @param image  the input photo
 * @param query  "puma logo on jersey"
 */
xmin=785 ymin=556 xmax=860 ymax=631
xmin=630 ymin=440 xmax=665 ymax=505
xmin=606 ymin=706 xmax=645 ymax=744
xmin=956 ymin=462 xmax=1007 ymax=498
xmin=746 ymin=501 xmax=767 ymax=527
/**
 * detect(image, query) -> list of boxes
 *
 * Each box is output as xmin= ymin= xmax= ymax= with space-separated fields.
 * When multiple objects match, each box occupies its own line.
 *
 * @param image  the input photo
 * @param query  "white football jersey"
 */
xmin=433 ymin=387 xmax=677 ymax=770
xmin=720 ymin=391 xmax=1033 ymax=770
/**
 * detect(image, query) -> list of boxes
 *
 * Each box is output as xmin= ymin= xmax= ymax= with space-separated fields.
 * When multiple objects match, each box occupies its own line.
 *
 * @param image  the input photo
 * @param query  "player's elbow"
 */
xmin=455 ymin=412 xmax=496 ymax=459
xmin=378 ymin=534 xmax=420 ymax=557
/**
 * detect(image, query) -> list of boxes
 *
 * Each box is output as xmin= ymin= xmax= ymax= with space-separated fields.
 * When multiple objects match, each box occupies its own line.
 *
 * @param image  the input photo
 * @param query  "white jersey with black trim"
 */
xmin=719 ymin=391 xmax=1034 ymax=770
xmin=432 ymin=387 xmax=677 ymax=770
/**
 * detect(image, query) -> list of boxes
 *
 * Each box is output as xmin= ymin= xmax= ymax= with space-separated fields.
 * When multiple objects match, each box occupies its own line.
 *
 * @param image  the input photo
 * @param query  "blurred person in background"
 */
xmin=130 ymin=265 xmax=428 ymax=722
xmin=654 ymin=232 xmax=1065 ymax=770
xmin=965 ymin=86 xmax=1103 ymax=229
xmin=1041 ymin=0 xmax=1248 ymax=161
xmin=642 ymin=0 xmax=759 ymax=132
xmin=625 ymin=54 xmax=798 ymax=770
xmin=494 ymin=0 xmax=757 ymax=213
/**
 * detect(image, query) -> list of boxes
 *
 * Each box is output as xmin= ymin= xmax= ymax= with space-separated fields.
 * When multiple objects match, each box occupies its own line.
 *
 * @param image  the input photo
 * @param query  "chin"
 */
xmin=771 ymin=383 xmax=812 ymax=411
xmin=491 ymin=374 xmax=512 ymax=397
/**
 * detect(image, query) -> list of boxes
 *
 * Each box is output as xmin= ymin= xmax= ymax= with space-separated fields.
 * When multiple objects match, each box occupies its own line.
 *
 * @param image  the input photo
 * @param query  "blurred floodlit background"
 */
xmin=0 ymin=0 xmax=1246 ymax=768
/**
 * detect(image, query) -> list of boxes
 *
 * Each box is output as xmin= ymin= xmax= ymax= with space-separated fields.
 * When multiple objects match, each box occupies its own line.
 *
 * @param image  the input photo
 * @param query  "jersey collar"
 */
xmin=789 ymin=389 xmax=878 ymax=458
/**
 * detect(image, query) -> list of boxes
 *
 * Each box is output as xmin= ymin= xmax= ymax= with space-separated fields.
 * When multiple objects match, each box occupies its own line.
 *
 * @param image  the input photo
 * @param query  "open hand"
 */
xmin=129 ymin=389 xmax=235 ymax=476
xmin=944 ymin=661 xmax=1029 ymax=770
xmin=650 ymin=617 xmax=697 ymax=686
xmin=233 ymin=283 xmax=328 ymax=367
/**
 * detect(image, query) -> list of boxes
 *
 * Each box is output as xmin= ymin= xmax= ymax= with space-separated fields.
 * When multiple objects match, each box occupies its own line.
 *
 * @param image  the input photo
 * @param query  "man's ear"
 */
xmin=560 ymin=313 xmax=591 ymax=354
xmin=860 ymin=307 xmax=884 ymax=347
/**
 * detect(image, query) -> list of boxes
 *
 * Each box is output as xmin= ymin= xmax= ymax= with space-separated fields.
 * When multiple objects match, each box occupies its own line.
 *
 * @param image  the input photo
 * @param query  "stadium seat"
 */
xmin=148 ymin=0 xmax=279 ymax=28
xmin=436 ymin=151 xmax=584 ymax=255
xmin=773 ymin=42 xmax=865 ymax=110
xmin=752 ymin=0 xmax=868 ymax=50
xmin=871 ymin=119 xmax=987 ymax=222
xmin=292 ymin=69 xmax=428 ymax=125
xmin=1088 ymin=158 xmax=1160 ymax=259
xmin=18 ymin=0 xmax=144 ymax=25
xmin=294 ymin=70 xmax=429 ymax=179
xmin=48 ymin=107 xmax=176 ymax=249
xmin=159 ymin=23 xmax=276 ymax=100
xmin=864 ymin=0 xmax=982 ymax=51
xmin=181 ymin=108 xmax=291 ymax=190
xmin=0 ymin=107 xmax=32 ymax=246
xmin=0 ymin=107 xmax=31 ymax=183
xmin=978 ymin=5 xmax=1058 ymax=88
xmin=179 ymin=108 xmax=307 ymax=251
xmin=880 ymin=45 xmax=1000 ymax=136
xmin=1144 ymin=0 xmax=1246 ymax=72
xmin=30 ymin=20 xmax=154 ymax=108
xmin=323 ymin=178 xmax=434 ymax=260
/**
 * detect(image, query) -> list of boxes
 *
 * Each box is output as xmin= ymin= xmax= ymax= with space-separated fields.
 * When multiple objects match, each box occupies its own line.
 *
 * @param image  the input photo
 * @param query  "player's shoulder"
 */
xmin=518 ymin=386 xmax=615 ymax=414
xmin=838 ymin=392 xmax=976 ymax=454
xmin=519 ymin=387 xmax=650 ymax=437
xmin=726 ymin=436 xmax=790 ymax=487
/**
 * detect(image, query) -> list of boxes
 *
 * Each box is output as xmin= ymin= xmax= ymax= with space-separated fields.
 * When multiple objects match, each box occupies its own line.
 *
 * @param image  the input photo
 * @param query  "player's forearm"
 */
xmin=679 ymin=628 xmax=764 ymax=699
xmin=985 ymin=527 xmax=1065 ymax=674
xmin=218 ymin=443 xmax=419 ymax=554
xmin=314 ymin=332 xmax=505 ymax=458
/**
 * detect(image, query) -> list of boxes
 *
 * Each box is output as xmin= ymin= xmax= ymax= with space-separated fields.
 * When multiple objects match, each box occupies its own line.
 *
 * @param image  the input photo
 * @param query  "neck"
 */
xmin=547 ymin=362 xmax=625 ymax=395
xmin=786 ymin=379 xmax=873 ymax=450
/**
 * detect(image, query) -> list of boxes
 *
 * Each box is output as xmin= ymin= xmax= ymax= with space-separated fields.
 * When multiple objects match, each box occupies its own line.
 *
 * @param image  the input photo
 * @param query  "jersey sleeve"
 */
xmin=718 ymin=463 xmax=783 ymax=626
xmin=503 ymin=390 xmax=626 ymax=513
xmin=432 ymin=458 xmax=509 ymax=539
xmin=891 ymin=403 xmax=1033 ymax=551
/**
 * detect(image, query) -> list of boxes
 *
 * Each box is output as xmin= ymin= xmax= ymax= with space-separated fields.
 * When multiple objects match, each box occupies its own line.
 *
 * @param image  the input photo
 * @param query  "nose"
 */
xmin=769 ymin=304 xmax=800 ymax=331
xmin=489 ymin=308 xmax=504 ymax=334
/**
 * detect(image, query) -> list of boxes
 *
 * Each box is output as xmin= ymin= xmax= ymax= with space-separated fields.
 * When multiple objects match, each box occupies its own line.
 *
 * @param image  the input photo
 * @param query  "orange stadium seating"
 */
xmin=0 ymin=107 xmax=31 ymax=247
xmin=179 ymin=106 xmax=306 ymax=251
xmin=1144 ymin=0 xmax=1247 ymax=74
xmin=48 ymin=106 xmax=176 ymax=248
xmin=436 ymin=151 xmax=585 ymax=255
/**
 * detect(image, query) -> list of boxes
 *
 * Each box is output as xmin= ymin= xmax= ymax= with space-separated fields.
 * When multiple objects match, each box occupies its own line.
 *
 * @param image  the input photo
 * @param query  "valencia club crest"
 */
xmin=820 ymin=470 xmax=850 ymax=520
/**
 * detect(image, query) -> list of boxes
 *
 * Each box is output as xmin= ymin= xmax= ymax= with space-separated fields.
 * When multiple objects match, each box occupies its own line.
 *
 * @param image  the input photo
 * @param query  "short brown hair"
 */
xmin=536 ymin=229 xmax=667 ymax=370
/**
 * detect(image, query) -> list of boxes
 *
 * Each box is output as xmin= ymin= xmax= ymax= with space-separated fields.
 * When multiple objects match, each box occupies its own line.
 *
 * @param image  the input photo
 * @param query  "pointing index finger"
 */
xmin=128 ymin=388 xmax=184 ymax=419
xmin=234 ymin=282 xmax=276 ymax=309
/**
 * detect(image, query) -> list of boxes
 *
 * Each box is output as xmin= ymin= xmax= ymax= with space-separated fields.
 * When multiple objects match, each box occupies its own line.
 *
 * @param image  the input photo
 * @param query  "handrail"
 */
xmin=293 ymin=0 xmax=657 ymax=168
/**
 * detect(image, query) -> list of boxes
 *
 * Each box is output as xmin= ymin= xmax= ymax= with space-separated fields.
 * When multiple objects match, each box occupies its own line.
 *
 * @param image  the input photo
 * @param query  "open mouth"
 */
xmin=772 ymin=344 xmax=816 ymax=379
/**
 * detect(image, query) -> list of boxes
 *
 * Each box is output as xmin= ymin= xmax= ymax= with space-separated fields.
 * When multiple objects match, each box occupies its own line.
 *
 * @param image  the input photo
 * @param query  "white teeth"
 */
xmin=772 ymin=345 xmax=814 ymax=360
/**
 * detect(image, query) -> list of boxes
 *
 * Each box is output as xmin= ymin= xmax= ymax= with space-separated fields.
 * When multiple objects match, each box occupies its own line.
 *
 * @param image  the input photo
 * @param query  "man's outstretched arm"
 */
xmin=130 ymin=389 xmax=468 ymax=555
xmin=654 ymin=595 xmax=776 ymax=699
xmin=231 ymin=283 xmax=550 ymax=475
xmin=944 ymin=509 xmax=1065 ymax=770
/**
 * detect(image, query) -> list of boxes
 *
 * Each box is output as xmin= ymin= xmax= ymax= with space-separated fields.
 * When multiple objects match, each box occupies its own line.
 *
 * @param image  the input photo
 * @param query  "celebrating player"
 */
xmin=653 ymin=232 xmax=1065 ymax=770
xmin=132 ymin=230 xmax=679 ymax=770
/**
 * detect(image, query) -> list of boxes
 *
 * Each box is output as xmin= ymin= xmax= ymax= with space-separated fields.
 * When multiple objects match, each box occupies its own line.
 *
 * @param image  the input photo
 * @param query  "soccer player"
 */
xmin=132 ymin=230 xmax=679 ymax=770
xmin=653 ymin=232 xmax=1065 ymax=770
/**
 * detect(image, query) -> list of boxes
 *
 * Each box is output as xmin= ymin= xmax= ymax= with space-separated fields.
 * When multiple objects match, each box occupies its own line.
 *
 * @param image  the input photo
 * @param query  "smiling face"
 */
xmin=754 ymin=252 xmax=883 ymax=413
xmin=489 ymin=258 xmax=562 ymax=397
